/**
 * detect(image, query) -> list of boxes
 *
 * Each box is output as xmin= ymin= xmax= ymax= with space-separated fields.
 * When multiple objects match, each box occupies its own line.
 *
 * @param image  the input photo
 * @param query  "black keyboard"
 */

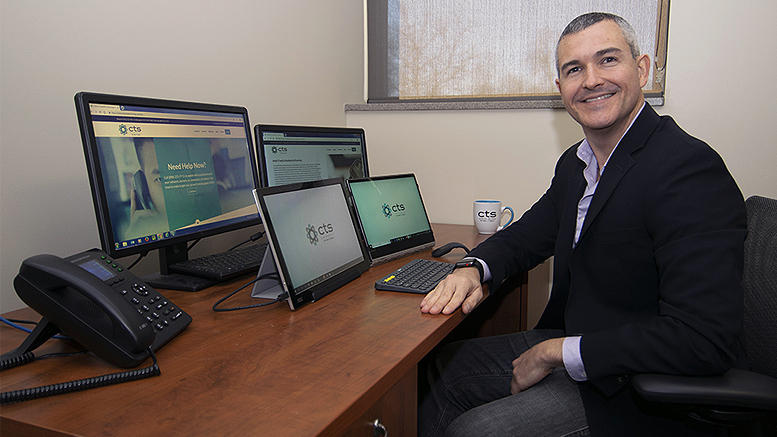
xmin=169 ymin=242 xmax=268 ymax=281
xmin=375 ymin=258 xmax=454 ymax=294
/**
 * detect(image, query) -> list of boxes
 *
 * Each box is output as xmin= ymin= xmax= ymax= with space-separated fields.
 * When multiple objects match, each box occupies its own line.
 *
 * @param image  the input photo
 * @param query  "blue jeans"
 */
xmin=419 ymin=329 xmax=590 ymax=437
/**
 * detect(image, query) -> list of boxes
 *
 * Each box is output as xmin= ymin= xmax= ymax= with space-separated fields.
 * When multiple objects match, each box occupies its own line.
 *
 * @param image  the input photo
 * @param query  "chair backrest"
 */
xmin=741 ymin=195 xmax=777 ymax=380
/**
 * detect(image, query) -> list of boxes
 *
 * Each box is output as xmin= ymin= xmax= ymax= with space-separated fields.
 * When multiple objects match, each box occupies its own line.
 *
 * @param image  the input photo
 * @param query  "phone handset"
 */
xmin=13 ymin=254 xmax=155 ymax=368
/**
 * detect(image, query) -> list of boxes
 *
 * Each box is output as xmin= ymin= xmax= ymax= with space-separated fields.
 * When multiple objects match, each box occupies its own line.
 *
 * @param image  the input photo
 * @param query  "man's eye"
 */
xmin=602 ymin=56 xmax=617 ymax=64
xmin=566 ymin=66 xmax=581 ymax=76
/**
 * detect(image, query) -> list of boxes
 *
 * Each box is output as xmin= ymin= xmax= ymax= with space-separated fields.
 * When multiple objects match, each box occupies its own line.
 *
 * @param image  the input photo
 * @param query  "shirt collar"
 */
xmin=576 ymin=102 xmax=646 ymax=177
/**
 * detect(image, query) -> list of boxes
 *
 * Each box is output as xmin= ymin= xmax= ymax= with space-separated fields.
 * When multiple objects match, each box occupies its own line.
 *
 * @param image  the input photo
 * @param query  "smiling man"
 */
xmin=418 ymin=12 xmax=747 ymax=437
xmin=555 ymin=16 xmax=650 ymax=170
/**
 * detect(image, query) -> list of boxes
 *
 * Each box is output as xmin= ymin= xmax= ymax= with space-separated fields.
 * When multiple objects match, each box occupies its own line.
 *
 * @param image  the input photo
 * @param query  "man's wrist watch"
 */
xmin=453 ymin=259 xmax=484 ymax=284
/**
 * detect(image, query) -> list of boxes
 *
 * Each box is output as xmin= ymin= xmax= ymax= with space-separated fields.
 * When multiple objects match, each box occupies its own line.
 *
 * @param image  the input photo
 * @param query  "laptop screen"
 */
xmin=347 ymin=174 xmax=435 ymax=262
xmin=253 ymin=178 xmax=370 ymax=310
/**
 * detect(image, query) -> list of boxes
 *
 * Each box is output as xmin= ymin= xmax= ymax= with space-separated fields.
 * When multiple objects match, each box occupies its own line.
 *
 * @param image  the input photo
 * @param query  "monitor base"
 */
xmin=142 ymin=272 xmax=216 ymax=292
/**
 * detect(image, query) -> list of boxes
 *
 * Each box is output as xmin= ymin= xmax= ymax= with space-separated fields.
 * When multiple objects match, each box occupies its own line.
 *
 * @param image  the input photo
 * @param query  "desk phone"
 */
xmin=6 ymin=248 xmax=192 ymax=368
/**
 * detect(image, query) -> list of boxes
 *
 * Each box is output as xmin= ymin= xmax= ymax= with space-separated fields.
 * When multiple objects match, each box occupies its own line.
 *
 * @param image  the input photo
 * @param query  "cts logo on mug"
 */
xmin=477 ymin=210 xmax=498 ymax=219
xmin=306 ymin=223 xmax=334 ymax=245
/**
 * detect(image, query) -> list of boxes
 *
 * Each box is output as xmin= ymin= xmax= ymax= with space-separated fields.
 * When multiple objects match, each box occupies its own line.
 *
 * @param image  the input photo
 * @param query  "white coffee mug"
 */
xmin=473 ymin=200 xmax=514 ymax=234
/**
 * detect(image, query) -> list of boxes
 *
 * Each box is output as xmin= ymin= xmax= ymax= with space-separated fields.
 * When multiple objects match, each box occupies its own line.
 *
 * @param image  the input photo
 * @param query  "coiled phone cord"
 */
xmin=0 ymin=351 xmax=35 ymax=371
xmin=0 ymin=348 xmax=160 ymax=405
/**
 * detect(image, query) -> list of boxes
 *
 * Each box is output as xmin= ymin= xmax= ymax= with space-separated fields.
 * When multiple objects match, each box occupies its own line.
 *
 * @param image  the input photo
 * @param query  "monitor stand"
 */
xmin=142 ymin=271 xmax=215 ymax=292
xmin=141 ymin=243 xmax=216 ymax=292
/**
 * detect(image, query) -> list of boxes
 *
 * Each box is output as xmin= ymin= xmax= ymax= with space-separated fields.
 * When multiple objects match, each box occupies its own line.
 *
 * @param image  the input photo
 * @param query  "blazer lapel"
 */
xmin=578 ymin=104 xmax=662 ymax=241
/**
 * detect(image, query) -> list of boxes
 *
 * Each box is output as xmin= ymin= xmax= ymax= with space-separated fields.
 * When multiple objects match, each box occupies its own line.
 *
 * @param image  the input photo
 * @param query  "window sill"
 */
xmin=345 ymin=96 xmax=664 ymax=112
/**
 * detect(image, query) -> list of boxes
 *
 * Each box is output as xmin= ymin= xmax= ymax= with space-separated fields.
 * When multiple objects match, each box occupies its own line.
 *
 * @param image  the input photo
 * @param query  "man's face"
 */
xmin=555 ymin=20 xmax=650 ymax=139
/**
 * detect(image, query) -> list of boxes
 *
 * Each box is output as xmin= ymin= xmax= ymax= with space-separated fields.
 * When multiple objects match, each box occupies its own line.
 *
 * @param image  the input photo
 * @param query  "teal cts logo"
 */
xmin=382 ymin=203 xmax=406 ymax=218
xmin=118 ymin=124 xmax=141 ymax=135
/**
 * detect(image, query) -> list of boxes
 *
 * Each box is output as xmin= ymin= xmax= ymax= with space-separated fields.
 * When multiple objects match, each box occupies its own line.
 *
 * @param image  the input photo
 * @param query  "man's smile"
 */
xmin=583 ymin=93 xmax=614 ymax=103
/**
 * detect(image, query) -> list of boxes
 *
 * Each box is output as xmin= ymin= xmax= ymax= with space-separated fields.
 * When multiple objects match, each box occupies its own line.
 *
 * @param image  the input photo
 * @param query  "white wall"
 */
xmin=347 ymin=1 xmax=777 ymax=227
xmin=0 ymin=0 xmax=364 ymax=312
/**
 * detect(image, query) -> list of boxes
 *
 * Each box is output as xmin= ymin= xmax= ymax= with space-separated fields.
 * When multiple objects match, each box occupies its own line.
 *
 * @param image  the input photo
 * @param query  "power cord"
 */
xmin=227 ymin=231 xmax=266 ymax=252
xmin=124 ymin=238 xmax=202 ymax=271
xmin=212 ymin=272 xmax=285 ymax=312
xmin=125 ymin=251 xmax=148 ymax=270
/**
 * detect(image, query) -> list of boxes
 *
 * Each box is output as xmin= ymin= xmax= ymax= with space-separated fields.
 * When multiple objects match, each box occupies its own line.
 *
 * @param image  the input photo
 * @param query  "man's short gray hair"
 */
xmin=555 ymin=12 xmax=641 ymax=76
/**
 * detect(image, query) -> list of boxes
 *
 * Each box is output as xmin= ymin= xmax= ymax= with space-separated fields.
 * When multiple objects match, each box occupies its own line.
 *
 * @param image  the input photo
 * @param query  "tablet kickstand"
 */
xmin=250 ymin=246 xmax=284 ymax=299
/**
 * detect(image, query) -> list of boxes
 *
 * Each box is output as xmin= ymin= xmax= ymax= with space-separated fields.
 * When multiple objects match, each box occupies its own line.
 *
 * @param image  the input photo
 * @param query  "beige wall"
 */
xmin=0 ymin=0 xmax=364 ymax=312
xmin=347 ymin=1 xmax=777 ymax=226
xmin=2 ymin=1 xmax=775 ymax=315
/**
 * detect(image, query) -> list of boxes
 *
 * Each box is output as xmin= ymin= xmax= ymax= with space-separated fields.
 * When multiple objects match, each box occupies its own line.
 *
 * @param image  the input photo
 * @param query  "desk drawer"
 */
xmin=343 ymin=366 xmax=417 ymax=437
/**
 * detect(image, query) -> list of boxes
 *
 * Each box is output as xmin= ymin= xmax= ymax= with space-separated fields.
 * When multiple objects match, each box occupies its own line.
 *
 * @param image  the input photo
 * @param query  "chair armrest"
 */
xmin=632 ymin=368 xmax=777 ymax=411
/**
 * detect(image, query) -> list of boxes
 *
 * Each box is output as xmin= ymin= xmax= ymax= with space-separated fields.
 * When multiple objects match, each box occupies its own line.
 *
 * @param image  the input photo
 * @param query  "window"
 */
xmin=365 ymin=0 xmax=669 ymax=108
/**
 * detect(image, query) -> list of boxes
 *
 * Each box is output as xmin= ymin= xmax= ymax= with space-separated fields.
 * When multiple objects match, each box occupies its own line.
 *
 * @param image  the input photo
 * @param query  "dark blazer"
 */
xmin=468 ymin=104 xmax=747 ymax=435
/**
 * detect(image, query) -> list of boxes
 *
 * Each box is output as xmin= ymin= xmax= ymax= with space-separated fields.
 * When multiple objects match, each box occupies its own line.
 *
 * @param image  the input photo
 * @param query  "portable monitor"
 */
xmin=255 ymin=124 xmax=368 ymax=187
xmin=251 ymin=178 xmax=370 ymax=310
xmin=347 ymin=174 xmax=436 ymax=265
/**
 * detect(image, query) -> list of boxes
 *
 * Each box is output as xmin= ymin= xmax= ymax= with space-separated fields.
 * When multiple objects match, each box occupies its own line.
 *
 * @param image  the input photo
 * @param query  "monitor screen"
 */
xmin=255 ymin=124 xmax=368 ymax=187
xmin=347 ymin=174 xmax=434 ymax=261
xmin=75 ymin=92 xmax=261 ymax=267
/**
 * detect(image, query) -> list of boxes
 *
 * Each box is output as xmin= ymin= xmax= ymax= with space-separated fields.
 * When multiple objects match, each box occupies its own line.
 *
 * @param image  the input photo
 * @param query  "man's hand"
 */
xmin=420 ymin=267 xmax=484 ymax=315
xmin=128 ymin=188 xmax=159 ymax=226
xmin=511 ymin=338 xmax=565 ymax=394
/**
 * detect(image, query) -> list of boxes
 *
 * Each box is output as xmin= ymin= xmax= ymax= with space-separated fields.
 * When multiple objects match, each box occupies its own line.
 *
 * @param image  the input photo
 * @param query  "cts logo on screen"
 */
xmin=306 ymin=223 xmax=334 ymax=245
xmin=382 ymin=203 xmax=406 ymax=219
xmin=271 ymin=146 xmax=288 ymax=154
xmin=118 ymin=124 xmax=142 ymax=135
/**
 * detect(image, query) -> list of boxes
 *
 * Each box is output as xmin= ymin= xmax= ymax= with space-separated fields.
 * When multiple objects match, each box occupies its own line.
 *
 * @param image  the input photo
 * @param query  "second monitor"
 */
xmin=255 ymin=124 xmax=368 ymax=187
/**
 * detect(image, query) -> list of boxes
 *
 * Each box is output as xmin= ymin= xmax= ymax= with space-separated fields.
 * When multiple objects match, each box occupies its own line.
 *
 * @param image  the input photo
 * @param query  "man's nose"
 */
xmin=583 ymin=66 xmax=604 ymax=89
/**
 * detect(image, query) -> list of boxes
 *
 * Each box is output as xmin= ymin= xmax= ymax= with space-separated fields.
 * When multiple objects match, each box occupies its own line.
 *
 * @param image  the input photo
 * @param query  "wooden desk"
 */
xmin=0 ymin=224 xmax=527 ymax=436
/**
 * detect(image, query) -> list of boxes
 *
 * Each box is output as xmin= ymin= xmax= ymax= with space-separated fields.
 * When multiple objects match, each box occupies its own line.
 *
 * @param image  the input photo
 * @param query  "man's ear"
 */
xmin=637 ymin=54 xmax=651 ymax=88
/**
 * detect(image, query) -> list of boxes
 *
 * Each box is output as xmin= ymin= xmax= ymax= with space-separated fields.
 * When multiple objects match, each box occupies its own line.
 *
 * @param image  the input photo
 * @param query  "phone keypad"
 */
xmin=99 ymin=254 xmax=192 ymax=351
xmin=64 ymin=249 xmax=193 ymax=355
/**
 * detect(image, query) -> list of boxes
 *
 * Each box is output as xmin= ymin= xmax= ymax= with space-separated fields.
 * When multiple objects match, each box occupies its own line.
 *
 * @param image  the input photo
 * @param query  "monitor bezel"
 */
xmin=75 ymin=92 xmax=262 ymax=262
xmin=254 ymin=124 xmax=369 ymax=188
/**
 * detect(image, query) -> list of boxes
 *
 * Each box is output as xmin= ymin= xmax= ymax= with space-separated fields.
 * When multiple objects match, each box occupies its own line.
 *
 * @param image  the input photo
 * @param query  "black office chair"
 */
xmin=633 ymin=195 xmax=777 ymax=436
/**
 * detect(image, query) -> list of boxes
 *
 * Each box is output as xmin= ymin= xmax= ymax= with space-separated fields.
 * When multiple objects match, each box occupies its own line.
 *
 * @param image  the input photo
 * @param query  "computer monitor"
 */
xmin=75 ymin=92 xmax=261 ymax=290
xmin=254 ymin=124 xmax=368 ymax=187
